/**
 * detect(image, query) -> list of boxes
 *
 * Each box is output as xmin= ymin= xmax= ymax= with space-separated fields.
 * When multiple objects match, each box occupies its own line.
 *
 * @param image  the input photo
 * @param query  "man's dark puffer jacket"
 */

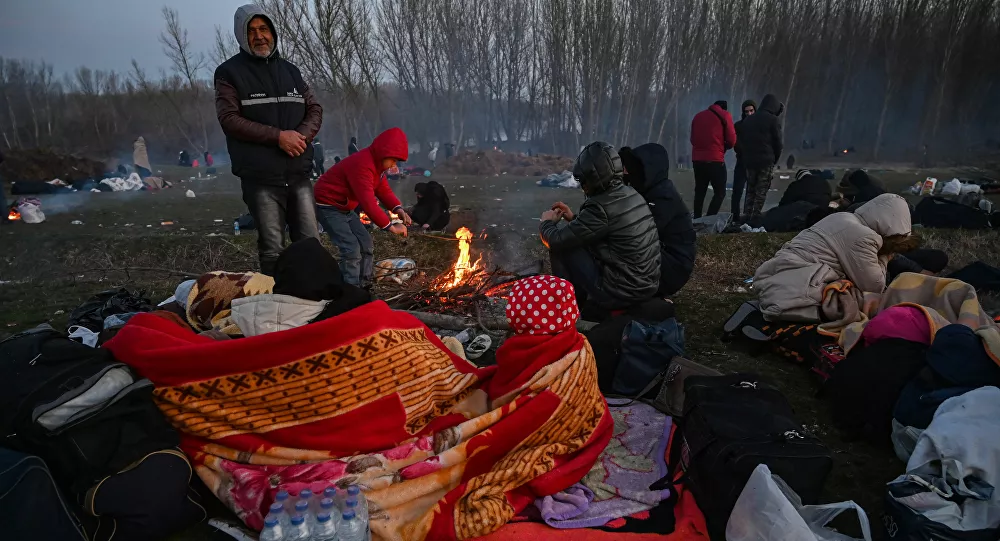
xmin=736 ymin=93 xmax=784 ymax=170
xmin=620 ymin=143 xmax=695 ymax=296
xmin=540 ymin=143 xmax=661 ymax=309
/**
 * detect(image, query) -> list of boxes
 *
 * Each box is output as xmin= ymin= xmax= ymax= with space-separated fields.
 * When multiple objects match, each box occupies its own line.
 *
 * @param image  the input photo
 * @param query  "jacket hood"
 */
xmin=854 ymin=193 xmax=911 ymax=237
xmin=741 ymin=99 xmax=757 ymax=120
xmin=574 ymin=141 xmax=623 ymax=196
xmin=369 ymin=128 xmax=409 ymax=165
xmin=760 ymin=94 xmax=784 ymax=116
xmin=234 ymin=4 xmax=278 ymax=58
xmin=621 ymin=143 xmax=670 ymax=195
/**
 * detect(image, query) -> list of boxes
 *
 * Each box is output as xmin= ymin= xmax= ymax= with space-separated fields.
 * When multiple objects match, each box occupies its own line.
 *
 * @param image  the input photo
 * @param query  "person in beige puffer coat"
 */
xmin=754 ymin=193 xmax=915 ymax=322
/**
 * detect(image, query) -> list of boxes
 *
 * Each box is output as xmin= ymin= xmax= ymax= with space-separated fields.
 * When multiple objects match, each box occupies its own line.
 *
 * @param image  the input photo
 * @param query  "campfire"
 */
xmin=379 ymin=226 xmax=518 ymax=317
xmin=359 ymin=211 xmax=401 ymax=225
xmin=7 ymin=206 xmax=20 ymax=222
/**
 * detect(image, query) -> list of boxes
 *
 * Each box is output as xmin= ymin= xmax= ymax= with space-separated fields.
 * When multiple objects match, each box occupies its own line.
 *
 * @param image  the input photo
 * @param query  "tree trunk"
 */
xmin=873 ymin=81 xmax=893 ymax=162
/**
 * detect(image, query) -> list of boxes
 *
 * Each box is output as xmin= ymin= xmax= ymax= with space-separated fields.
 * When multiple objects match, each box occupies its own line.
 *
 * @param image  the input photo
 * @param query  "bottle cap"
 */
xmin=291 ymin=514 xmax=305 ymax=525
xmin=300 ymin=489 xmax=313 ymax=499
xmin=320 ymin=497 xmax=335 ymax=509
xmin=295 ymin=501 xmax=309 ymax=512
xmin=347 ymin=485 xmax=360 ymax=496
xmin=342 ymin=510 xmax=356 ymax=521
xmin=317 ymin=513 xmax=331 ymax=523
xmin=269 ymin=503 xmax=283 ymax=514
xmin=324 ymin=487 xmax=337 ymax=498
xmin=275 ymin=490 xmax=289 ymax=501
xmin=346 ymin=497 xmax=358 ymax=508
xmin=264 ymin=516 xmax=279 ymax=527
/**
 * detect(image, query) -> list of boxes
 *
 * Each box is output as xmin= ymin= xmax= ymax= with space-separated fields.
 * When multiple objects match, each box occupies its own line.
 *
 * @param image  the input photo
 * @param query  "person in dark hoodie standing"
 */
xmin=619 ymin=144 xmax=696 ymax=296
xmin=738 ymin=93 xmax=784 ymax=225
xmin=348 ymin=136 xmax=360 ymax=156
xmin=732 ymin=99 xmax=756 ymax=216
xmin=0 ymin=149 xmax=7 ymax=225
xmin=690 ymin=100 xmax=737 ymax=218
xmin=541 ymin=142 xmax=661 ymax=319
xmin=214 ymin=4 xmax=323 ymax=276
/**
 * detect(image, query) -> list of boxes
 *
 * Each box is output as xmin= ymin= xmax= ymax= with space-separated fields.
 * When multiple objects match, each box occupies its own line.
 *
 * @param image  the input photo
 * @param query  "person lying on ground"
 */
xmin=837 ymin=169 xmax=886 ymax=209
xmin=737 ymin=93 xmax=784 ymax=225
xmin=540 ymin=142 xmax=661 ymax=321
xmin=619 ymin=143 xmax=696 ymax=297
xmin=779 ymin=169 xmax=834 ymax=208
xmin=754 ymin=193 xmax=916 ymax=323
xmin=409 ymin=181 xmax=450 ymax=230
xmin=314 ymin=127 xmax=412 ymax=288
xmin=214 ymin=4 xmax=323 ymax=275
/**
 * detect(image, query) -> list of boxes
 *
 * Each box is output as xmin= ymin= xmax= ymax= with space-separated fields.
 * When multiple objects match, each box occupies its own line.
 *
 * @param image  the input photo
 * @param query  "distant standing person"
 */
xmin=0 ymin=149 xmax=7 ymax=225
xmin=732 ymin=100 xmax=755 ymax=216
xmin=690 ymin=100 xmax=736 ymax=218
xmin=313 ymin=140 xmax=325 ymax=175
xmin=214 ymin=4 xmax=323 ymax=275
xmin=786 ymin=154 xmax=795 ymax=171
xmin=348 ymin=136 xmax=359 ymax=156
xmin=428 ymin=144 xmax=438 ymax=168
xmin=314 ymin=127 xmax=413 ymax=288
xmin=738 ymin=94 xmax=784 ymax=226
xmin=133 ymin=136 xmax=152 ymax=178
xmin=203 ymin=151 xmax=214 ymax=167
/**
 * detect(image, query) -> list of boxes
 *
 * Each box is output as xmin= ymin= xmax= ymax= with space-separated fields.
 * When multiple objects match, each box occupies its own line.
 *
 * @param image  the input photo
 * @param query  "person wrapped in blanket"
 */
xmin=754 ymin=193 xmax=920 ymax=325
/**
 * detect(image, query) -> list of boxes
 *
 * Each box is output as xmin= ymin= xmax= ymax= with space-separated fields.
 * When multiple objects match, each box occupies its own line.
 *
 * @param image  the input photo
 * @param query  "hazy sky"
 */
xmin=1 ymin=0 xmax=250 ymax=76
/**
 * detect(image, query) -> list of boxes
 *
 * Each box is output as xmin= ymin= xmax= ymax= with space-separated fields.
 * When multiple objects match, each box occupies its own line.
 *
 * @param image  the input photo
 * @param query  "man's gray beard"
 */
xmin=252 ymin=45 xmax=273 ymax=57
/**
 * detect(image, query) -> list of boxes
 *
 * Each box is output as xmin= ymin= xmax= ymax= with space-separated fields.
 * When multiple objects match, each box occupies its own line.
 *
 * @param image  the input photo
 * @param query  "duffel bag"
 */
xmin=679 ymin=373 xmax=833 ymax=540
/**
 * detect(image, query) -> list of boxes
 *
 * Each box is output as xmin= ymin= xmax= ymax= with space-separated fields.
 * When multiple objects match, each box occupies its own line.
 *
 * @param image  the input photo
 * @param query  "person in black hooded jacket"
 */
xmin=619 ymin=144 xmax=696 ymax=296
xmin=732 ymin=99 xmax=756 ymax=216
xmin=737 ymin=93 xmax=784 ymax=225
xmin=410 ymin=181 xmax=450 ymax=230
xmin=541 ymin=142 xmax=661 ymax=318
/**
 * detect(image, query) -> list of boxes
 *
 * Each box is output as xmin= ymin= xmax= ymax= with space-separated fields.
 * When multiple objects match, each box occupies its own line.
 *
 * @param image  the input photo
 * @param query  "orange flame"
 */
xmin=7 ymin=208 xmax=20 ymax=221
xmin=434 ymin=227 xmax=482 ymax=290
xmin=358 ymin=211 xmax=400 ymax=226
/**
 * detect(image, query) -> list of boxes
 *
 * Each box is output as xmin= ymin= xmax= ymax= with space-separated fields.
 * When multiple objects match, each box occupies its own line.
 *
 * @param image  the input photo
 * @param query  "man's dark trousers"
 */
xmin=241 ymin=176 xmax=319 ymax=276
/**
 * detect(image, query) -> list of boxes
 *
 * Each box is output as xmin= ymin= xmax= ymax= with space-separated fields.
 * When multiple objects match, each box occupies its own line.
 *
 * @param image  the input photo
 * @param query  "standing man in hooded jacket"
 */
xmin=732 ymin=100 xmax=756 ymax=216
xmin=541 ymin=142 xmax=661 ymax=319
xmin=690 ymin=100 xmax=737 ymax=218
xmin=214 ymin=4 xmax=323 ymax=276
xmin=738 ymin=94 xmax=784 ymax=225
xmin=348 ymin=137 xmax=360 ymax=156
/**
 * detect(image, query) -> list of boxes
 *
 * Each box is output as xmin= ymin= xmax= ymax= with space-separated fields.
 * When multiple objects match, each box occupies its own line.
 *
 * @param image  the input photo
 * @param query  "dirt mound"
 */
xmin=436 ymin=150 xmax=573 ymax=177
xmin=0 ymin=148 xmax=106 ymax=182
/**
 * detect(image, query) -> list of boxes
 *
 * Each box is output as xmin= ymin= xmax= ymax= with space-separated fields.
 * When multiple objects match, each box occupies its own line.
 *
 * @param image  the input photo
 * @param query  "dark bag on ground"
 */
xmin=587 ymin=298 xmax=676 ymax=393
xmin=948 ymin=261 xmax=1000 ymax=294
xmin=825 ymin=339 xmax=927 ymax=445
xmin=613 ymin=318 xmax=684 ymax=396
xmin=679 ymin=373 xmax=833 ymax=540
xmin=653 ymin=357 xmax=721 ymax=416
xmin=0 ymin=447 xmax=89 ymax=541
xmin=913 ymin=196 xmax=992 ymax=229
xmin=761 ymin=200 xmax=819 ymax=232
xmin=68 ymin=288 xmax=154 ymax=332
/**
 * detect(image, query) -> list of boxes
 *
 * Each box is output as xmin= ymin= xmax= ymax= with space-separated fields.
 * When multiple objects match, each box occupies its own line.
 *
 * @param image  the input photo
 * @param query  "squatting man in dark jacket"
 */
xmin=539 ymin=142 xmax=662 ymax=320
xmin=214 ymin=4 xmax=323 ymax=276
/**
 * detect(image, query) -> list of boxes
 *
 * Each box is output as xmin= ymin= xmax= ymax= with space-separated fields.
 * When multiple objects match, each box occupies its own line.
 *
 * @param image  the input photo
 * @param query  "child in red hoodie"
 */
xmin=314 ymin=128 xmax=412 ymax=287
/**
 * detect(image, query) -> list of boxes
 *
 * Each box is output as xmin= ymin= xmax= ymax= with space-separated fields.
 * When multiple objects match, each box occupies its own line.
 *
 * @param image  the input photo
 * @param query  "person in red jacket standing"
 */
xmin=314 ymin=127 xmax=412 ymax=287
xmin=690 ymin=100 xmax=737 ymax=218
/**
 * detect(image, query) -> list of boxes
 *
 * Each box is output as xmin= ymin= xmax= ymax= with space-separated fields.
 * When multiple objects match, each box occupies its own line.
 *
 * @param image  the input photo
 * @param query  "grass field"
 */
xmin=2 ymin=163 xmax=997 ymax=539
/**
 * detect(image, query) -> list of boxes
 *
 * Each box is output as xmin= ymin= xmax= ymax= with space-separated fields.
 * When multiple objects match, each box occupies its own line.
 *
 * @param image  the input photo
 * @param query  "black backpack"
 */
xmin=0 ymin=325 xmax=179 ymax=496
xmin=678 ymin=373 xmax=832 ymax=540
xmin=0 ymin=447 xmax=90 ymax=541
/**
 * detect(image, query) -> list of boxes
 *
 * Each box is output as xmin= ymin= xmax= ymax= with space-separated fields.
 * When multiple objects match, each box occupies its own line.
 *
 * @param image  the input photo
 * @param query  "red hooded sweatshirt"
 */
xmin=314 ymin=127 xmax=409 ymax=229
xmin=690 ymin=104 xmax=737 ymax=163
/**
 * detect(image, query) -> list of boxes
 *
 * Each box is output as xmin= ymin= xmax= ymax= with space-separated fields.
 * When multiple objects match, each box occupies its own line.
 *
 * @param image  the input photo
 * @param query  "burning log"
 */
xmin=358 ymin=211 xmax=401 ymax=226
xmin=7 ymin=206 xmax=20 ymax=221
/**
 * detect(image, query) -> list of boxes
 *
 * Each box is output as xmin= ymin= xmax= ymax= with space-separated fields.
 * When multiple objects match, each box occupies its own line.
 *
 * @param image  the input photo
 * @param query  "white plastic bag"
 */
xmin=17 ymin=198 xmax=45 ymax=224
xmin=726 ymin=464 xmax=872 ymax=541
xmin=940 ymin=179 xmax=962 ymax=196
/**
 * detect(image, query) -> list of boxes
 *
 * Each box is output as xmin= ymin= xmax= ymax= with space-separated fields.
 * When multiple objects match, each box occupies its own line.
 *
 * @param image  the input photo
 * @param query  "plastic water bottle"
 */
xmin=286 ymin=513 xmax=310 ymax=540
xmin=293 ymin=499 xmax=311 ymax=523
xmin=310 ymin=512 xmax=338 ymax=540
xmin=259 ymin=515 xmax=285 ymax=541
xmin=318 ymin=497 xmax=337 ymax=517
xmin=323 ymin=486 xmax=337 ymax=505
xmin=346 ymin=485 xmax=369 ymax=523
xmin=268 ymin=502 xmax=290 ymax=529
xmin=338 ymin=510 xmax=365 ymax=541
xmin=275 ymin=490 xmax=291 ymax=514
xmin=233 ymin=220 xmax=241 ymax=236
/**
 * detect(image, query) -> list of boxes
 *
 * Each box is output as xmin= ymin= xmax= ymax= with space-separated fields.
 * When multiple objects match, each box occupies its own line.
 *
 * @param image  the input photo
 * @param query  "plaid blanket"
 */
xmin=822 ymin=272 xmax=1000 ymax=363
xmin=105 ymin=301 xmax=611 ymax=540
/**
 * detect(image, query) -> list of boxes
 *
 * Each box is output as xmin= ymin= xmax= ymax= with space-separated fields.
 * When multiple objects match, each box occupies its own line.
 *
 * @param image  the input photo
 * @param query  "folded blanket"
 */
xmin=824 ymin=273 xmax=1000 ymax=362
xmin=105 ymin=301 xmax=611 ymax=540
xmin=185 ymin=271 xmax=274 ymax=334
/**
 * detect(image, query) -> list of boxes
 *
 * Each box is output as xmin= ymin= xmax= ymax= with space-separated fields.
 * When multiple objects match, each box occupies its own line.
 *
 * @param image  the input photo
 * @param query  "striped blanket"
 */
xmin=105 ymin=301 xmax=611 ymax=540
xmin=822 ymin=272 xmax=1000 ymax=362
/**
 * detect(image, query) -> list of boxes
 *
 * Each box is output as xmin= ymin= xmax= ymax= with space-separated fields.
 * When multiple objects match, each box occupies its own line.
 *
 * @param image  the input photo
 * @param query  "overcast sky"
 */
xmin=1 ymin=0 xmax=249 ymax=76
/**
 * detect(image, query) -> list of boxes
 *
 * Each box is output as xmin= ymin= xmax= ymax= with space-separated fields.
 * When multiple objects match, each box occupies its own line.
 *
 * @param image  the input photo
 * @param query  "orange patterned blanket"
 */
xmin=105 ymin=301 xmax=612 ymax=540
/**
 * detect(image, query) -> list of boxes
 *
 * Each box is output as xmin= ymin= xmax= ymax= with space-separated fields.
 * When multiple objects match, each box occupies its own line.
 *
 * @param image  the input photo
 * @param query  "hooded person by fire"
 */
xmin=540 ymin=142 xmax=662 ymax=320
xmin=314 ymin=127 xmax=413 ymax=288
